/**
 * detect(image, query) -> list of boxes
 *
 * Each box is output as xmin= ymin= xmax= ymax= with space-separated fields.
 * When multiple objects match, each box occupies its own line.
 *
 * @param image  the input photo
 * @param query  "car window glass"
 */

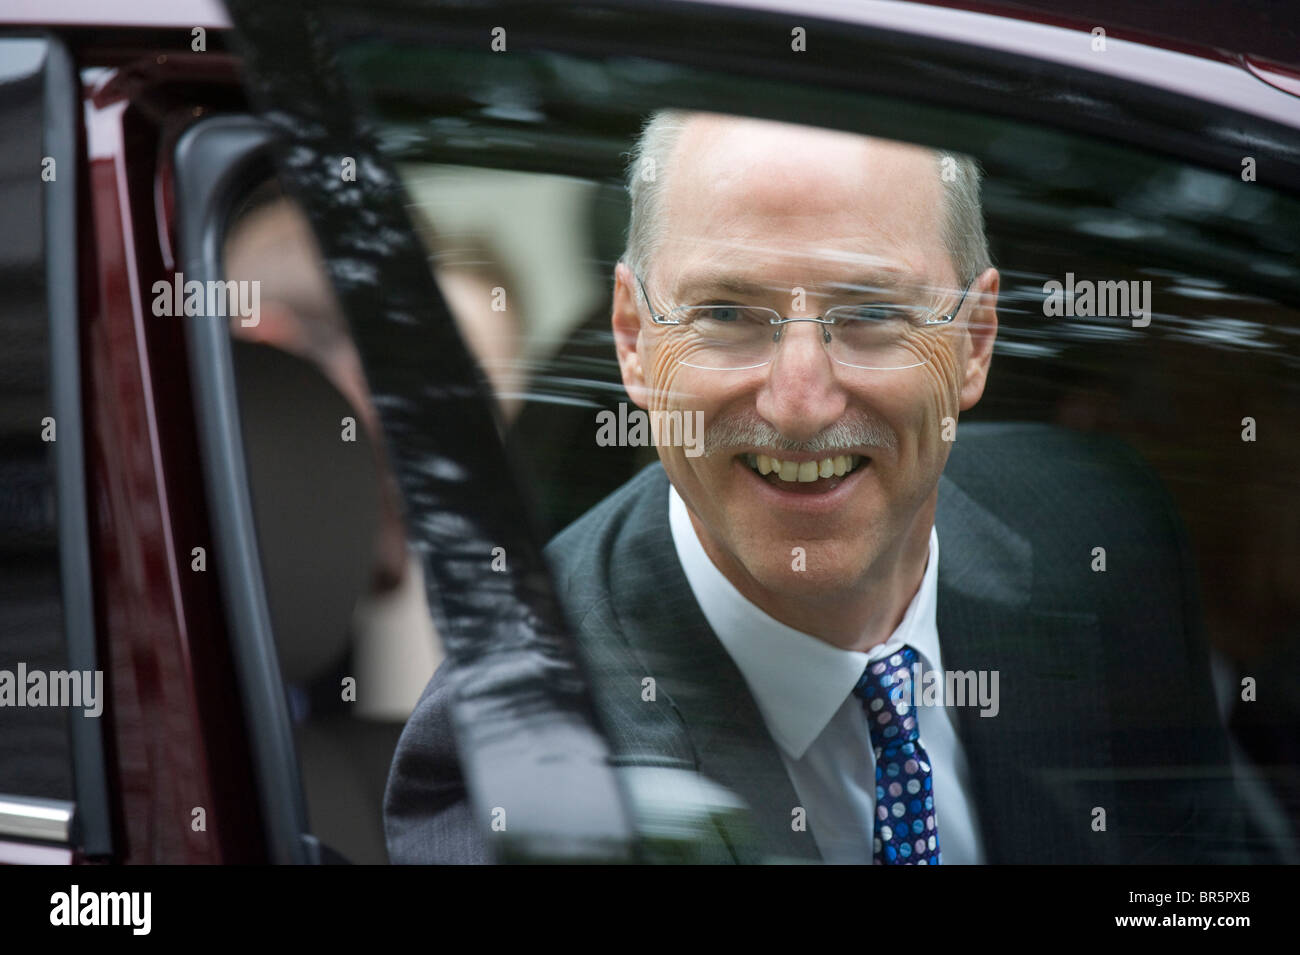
xmin=0 ymin=40 xmax=75 ymax=805
xmin=230 ymin=40 xmax=1300 ymax=862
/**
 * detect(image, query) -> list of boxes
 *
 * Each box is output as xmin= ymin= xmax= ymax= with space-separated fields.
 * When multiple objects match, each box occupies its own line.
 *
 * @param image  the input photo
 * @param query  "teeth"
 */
xmin=746 ymin=453 xmax=865 ymax=483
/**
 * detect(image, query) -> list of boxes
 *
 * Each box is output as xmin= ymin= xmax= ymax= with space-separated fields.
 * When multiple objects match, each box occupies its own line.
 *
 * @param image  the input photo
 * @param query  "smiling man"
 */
xmin=596 ymin=111 xmax=995 ymax=864
xmin=613 ymin=112 xmax=996 ymax=653
xmin=385 ymin=110 xmax=1254 ymax=865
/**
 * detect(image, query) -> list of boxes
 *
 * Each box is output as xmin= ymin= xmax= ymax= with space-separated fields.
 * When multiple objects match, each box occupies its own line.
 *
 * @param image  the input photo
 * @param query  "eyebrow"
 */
xmin=673 ymin=270 xmax=915 ymax=302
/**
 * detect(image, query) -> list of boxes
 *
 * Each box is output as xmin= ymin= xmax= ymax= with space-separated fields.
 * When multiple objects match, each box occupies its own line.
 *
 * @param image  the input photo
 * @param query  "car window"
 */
xmin=221 ymin=175 xmax=574 ymax=862
xmin=219 ymin=179 xmax=437 ymax=864
xmin=0 ymin=39 xmax=76 ymax=811
xmin=224 ymin=24 xmax=1300 ymax=863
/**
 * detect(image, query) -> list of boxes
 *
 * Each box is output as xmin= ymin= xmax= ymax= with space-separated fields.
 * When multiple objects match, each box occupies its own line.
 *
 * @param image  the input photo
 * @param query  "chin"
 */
xmin=736 ymin=541 xmax=877 ymax=601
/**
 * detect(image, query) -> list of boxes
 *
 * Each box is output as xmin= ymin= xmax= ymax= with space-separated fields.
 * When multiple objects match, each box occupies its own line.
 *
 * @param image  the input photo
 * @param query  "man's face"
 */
xmin=612 ymin=115 xmax=998 ymax=600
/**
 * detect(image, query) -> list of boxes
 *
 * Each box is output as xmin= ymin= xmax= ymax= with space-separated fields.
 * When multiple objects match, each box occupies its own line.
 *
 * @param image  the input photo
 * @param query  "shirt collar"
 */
xmin=667 ymin=484 xmax=941 ymax=760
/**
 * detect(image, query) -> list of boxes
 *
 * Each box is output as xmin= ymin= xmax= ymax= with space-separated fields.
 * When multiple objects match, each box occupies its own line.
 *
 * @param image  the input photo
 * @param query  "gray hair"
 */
xmin=622 ymin=109 xmax=992 ymax=288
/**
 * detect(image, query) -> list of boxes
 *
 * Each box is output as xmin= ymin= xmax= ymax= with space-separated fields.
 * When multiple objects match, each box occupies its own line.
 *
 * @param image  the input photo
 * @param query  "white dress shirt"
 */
xmin=668 ymin=485 xmax=986 ymax=864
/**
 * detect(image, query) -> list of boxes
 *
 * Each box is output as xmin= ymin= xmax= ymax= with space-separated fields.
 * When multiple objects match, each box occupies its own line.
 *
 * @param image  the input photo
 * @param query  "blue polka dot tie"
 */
xmin=852 ymin=645 xmax=941 ymax=865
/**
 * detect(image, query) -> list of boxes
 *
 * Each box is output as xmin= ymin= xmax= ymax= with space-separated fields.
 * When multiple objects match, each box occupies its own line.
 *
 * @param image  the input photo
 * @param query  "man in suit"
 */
xmin=385 ymin=110 xmax=1260 ymax=864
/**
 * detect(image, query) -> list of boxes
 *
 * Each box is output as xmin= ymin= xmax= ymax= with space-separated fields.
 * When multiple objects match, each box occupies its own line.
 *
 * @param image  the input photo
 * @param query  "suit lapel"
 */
xmin=600 ymin=466 xmax=1119 ymax=864
xmin=936 ymin=475 xmax=1118 ymax=863
xmin=609 ymin=470 xmax=822 ymax=863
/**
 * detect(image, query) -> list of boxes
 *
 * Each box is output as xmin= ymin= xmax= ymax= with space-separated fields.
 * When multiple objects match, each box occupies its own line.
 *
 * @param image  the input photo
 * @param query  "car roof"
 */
xmin=4 ymin=0 xmax=1295 ymax=66
xmin=6 ymin=0 xmax=1294 ymax=121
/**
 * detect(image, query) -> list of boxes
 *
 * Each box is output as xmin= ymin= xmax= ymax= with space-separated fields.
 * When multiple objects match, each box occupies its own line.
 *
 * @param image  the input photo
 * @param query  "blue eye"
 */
xmin=703 ymin=305 xmax=744 ymax=323
xmin=839 ymin=304 xmax=905 ymax=323
xmin=682 ymin=305 xmax=775 ymax=330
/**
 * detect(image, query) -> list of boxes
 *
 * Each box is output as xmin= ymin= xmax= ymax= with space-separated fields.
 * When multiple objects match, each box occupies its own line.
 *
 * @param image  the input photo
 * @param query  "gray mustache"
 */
xmin=704 ymin=413 xmax=898 ymax=456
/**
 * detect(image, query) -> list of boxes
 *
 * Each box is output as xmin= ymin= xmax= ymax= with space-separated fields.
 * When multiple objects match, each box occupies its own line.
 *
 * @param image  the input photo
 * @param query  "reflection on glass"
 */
xmin=238 ymin=43 xmax=1300 ymax=863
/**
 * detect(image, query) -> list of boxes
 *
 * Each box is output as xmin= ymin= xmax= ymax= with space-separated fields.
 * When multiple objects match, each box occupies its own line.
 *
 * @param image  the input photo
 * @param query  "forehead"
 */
xmin=656 ymin=115 xmax=949 ymax=292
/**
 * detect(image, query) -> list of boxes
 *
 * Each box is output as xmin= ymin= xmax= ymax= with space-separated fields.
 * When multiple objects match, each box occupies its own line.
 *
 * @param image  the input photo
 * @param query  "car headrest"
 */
xmin=230 ymin=340 xmax=380 ymax=688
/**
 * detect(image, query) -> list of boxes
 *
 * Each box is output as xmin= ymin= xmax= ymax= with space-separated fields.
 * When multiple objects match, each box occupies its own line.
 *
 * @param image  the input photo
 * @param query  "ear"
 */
xmin=958 ymin=266 xmax=999 ymax=412
xmin=612 ymin=261 xmax=651 ymax=409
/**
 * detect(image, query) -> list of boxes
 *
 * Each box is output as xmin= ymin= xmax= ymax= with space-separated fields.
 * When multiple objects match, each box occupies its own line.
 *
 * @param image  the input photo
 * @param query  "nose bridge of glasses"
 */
xmin=773 ymin=313 xmax=841 ymax=356
xmin=772 ymin=313 xmax=836 ymax=327
xmin=770 ymin=313 xmax=835 ymax=364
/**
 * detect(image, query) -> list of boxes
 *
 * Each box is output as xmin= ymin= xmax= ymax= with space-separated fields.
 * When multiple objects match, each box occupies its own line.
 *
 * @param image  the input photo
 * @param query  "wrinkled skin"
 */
xmin=612 ymin=114 xmax=999 ymax=651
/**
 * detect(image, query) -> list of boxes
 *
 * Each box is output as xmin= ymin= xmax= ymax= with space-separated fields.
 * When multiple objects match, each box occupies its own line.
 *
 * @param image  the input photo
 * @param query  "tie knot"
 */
xmin=852 ymin=645 xmax=920 ymax=751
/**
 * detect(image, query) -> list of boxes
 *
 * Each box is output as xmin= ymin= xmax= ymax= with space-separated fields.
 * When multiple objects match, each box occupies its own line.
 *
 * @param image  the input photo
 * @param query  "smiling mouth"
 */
xmin=740 ymin=452 xmax=867 ymax=492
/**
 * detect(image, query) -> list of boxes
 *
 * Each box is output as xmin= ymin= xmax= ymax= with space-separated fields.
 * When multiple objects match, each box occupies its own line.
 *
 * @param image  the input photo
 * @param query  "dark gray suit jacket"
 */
xmin=385 ymin=423 xmax=1266 ymax=863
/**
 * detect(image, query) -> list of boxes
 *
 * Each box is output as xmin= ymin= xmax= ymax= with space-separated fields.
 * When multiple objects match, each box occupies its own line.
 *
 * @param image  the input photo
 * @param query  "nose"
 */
xmin=755 ymin=320 xmax=848 ymax=442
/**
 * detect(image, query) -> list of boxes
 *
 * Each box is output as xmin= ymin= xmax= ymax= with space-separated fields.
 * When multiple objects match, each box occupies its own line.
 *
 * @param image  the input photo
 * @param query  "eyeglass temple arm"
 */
xmin=635 ymin=272 xmax=665 ymax=322
xmin=940 ymin=277 xmax=976 ymax=322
